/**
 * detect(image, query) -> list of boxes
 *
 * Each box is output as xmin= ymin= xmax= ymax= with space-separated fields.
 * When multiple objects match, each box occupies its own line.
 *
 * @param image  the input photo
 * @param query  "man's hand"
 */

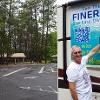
xmin=87 ymin=44 xmax=100 ymax=59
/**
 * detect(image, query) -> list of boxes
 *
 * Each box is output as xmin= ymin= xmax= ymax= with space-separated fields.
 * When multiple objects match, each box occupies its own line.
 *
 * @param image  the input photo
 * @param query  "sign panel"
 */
xmin=71 ymin=3 xmax=100 ymax=65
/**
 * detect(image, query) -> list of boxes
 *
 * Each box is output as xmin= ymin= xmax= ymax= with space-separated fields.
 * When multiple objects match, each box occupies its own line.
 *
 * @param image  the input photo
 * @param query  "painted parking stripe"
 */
xmin=2 ymin=67 xmax=27 ymax=77
xmin=20 ymin=85 xmax=58 ymax=94
xmin=38 ymin=66 xmax=45 ymax=73
xmin=48 ymin=86 xmax=57 ymax=93
xmin=24 ymin=76 xmax=38 ymax=79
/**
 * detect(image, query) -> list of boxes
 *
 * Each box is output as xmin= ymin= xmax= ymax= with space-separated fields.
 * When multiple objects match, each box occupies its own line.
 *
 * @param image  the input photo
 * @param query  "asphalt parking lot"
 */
xmin=0 ymin=63 xmax=57 ymax=100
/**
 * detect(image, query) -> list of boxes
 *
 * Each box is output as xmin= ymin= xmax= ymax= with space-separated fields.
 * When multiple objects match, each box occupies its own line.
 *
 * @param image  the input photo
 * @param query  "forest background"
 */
xmin=0 ymin=0 xmax=57 ymax=64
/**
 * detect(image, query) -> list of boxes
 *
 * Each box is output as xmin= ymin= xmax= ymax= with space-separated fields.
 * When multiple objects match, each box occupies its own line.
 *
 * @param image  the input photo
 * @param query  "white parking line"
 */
xmin=20 ymin=85 xmax=58 ymax=94
xmin=20 ymin=86 xmax=31 ymax=90
xmin=24 ymin=76 xmax=38 ymax=79
xmin=39 ymin=88 xmax=58 ymax=94
xmin=50 ymin=67 xmax=54 ymax=72
xmin=2 ymin=67 xmax=27 ymax=77
xmin=38 ymin=66 xmax=45 ymax=73
xmin=48 ymin=86 xmax=57 ymax=93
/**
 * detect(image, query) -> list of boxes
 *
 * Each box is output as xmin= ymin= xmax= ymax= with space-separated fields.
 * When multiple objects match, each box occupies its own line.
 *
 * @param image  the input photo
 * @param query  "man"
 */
xmin=66 ymin=44 xmax=100 ymax=100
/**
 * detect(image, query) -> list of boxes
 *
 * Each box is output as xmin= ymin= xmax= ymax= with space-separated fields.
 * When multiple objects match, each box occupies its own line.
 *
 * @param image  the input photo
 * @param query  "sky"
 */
xmin=56 ymin=0 xmax=75 ymax=5
xmin=21 ymin=0 xmax=75 ymax=6
xmin=21 ymin=0 xmax=75 ymax=5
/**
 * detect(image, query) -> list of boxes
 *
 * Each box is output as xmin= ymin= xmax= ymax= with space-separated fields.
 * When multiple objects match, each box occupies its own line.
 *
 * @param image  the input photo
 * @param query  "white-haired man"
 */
xmin=66 ymin=44 xmax=100 ymax=100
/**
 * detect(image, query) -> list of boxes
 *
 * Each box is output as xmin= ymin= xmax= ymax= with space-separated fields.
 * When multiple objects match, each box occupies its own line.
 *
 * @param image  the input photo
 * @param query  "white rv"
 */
xmin=57 ymin=0 xmax=100 ymax=100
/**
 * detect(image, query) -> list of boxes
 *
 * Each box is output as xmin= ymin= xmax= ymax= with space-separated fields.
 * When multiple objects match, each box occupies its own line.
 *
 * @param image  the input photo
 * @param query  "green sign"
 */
xmin=71 ymin=3 xmax=100 ymax=65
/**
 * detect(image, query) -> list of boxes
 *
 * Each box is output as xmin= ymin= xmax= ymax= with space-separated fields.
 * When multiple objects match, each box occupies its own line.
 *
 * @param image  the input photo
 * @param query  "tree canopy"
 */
xmin=0 ymin=0 xmax=57 ymax=64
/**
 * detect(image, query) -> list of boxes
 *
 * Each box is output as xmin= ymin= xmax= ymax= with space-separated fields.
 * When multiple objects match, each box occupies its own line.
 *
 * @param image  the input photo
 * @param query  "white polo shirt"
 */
xmin=66 ymin=56 xmax=92 ymax=100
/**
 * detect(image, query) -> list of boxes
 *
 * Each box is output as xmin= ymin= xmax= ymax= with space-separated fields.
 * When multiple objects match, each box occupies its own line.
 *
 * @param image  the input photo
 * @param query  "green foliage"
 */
xmin=47 ymin=31 xmax=57 ymax=60
xmin=0 ymin=0 xmax=57 ymax=63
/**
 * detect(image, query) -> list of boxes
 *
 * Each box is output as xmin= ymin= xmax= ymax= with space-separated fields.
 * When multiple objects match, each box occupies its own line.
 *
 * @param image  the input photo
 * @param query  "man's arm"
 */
xmin=69 ymin=82 xmax=78 ymax=100
xmin=87 ymin=44 xmax=100 ymax=59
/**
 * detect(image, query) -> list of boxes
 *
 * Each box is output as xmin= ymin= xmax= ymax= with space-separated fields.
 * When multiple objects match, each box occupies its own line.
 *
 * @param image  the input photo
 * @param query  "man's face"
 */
xmin=72 ymin=47 xmax=82 ymax=64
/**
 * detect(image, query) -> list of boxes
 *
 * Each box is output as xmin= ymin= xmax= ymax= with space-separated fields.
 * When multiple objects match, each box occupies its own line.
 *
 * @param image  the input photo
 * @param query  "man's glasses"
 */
xmin=73 ymin=51 xmax=82 ymax=54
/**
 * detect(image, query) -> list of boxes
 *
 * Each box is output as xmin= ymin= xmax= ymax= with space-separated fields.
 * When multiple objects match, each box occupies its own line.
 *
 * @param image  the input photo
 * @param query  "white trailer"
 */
xmin=57 ymin=0 xmax=100 ymax=100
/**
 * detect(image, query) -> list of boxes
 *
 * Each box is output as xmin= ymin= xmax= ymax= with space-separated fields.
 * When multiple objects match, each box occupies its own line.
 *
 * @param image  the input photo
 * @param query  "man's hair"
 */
xmin=71 ymin=45 xmax=81 ymax=60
